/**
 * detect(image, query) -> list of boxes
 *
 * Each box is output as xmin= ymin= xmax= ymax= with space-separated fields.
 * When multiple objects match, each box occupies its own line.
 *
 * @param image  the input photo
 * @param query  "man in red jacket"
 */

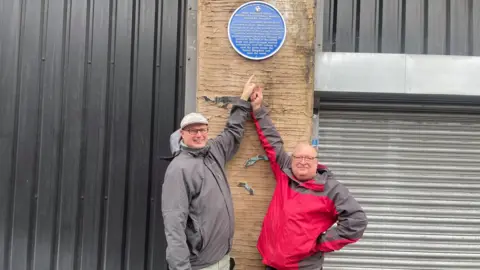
xmin=249 ymin=88 xmax=368 ymax=270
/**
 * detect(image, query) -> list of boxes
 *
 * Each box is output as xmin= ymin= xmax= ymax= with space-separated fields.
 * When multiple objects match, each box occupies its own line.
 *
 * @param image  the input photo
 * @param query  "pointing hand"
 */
xmin=241 ymin=74 xmax=257 ymax=101
xmin=250 ymin=86 xmax=263 ymax=111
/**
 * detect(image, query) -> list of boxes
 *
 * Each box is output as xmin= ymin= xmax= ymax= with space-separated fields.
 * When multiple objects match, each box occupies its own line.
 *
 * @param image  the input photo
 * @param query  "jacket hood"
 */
xmin=169 ymin=129 xmax=182 ymax=155
xmin=317 ymin=163 xmax=329 ymax=173
xmin=160 ymin=129 xmax=210 ymax=161
xmin=158 ymin=129 xmax=182 ymax=161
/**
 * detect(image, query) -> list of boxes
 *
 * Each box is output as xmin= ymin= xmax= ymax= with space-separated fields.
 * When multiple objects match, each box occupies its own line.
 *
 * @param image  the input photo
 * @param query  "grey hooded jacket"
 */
xmin=161 ymin=99 xmax=251 ymax=270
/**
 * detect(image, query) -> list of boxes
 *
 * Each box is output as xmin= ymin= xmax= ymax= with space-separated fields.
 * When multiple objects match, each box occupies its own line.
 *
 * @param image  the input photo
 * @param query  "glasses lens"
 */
xmin=189 ymin=128 xmax=207 ymax=135
xmin=293 ymin=155 xmax=315 ymax=161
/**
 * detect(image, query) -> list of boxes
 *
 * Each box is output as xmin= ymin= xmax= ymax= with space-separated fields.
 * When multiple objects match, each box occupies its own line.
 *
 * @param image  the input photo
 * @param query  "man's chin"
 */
xmin=294 ymin=172 xmax=309 ymax=181
xmin=191 ymin=142 xmax=206 ymax=148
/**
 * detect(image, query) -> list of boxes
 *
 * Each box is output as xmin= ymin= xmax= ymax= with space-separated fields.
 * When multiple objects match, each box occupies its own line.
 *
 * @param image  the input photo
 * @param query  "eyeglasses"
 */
xmin=184 ymin=128 xmax=208 ymax=135
xmin=292 ymin=155 xmax=317 ymax=161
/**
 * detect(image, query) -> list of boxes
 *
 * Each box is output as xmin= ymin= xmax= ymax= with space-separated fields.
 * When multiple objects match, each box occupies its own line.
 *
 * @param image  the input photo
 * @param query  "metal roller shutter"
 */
xmin=317 ymin=103 xmax=480 ymax=270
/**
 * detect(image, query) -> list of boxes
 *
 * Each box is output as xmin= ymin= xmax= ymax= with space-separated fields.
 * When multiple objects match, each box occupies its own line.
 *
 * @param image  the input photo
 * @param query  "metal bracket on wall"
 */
xmin=238 ymin=182 xmax=254 ymax=195
xmin=201 ymin=96 xmax=240 ymax=109
xmin=244 ymin=154 xmax=269 ymax=168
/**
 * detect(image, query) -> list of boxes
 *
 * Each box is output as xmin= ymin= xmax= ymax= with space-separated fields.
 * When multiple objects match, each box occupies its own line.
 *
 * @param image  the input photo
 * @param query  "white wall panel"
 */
xmin=315 ymin=52 xmax=480 ymax=97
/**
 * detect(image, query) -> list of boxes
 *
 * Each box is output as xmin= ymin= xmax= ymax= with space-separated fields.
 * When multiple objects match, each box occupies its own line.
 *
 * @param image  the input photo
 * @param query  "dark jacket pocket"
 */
xmin=186 ymin=217 xmax=203 ymax=257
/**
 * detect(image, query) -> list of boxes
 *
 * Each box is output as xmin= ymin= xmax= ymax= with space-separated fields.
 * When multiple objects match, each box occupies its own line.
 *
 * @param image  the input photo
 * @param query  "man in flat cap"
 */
xmin=162 ymin=75 xmax=257 ymax=270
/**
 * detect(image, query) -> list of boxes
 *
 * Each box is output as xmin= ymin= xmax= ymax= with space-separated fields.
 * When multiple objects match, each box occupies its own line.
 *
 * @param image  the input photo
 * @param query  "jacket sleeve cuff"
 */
xmin=238 ymin=98 xmax=251 ymax=107
xmin=252 ymin=105 xmax=268 ymax=119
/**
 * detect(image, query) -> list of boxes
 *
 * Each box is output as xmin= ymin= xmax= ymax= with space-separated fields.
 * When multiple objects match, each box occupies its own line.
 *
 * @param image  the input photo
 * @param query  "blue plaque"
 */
xmin=228 ymin=1 xmax=287 ymax=60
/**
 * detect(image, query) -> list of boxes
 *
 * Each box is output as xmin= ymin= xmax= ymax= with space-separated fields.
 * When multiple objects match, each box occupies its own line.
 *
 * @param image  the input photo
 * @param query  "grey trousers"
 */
xmin=199 ymin=255 xmax=231 ymax=270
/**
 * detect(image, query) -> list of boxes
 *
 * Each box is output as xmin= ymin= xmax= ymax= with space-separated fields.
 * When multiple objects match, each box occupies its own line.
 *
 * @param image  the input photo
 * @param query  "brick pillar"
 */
xmin=197 ymin=1 xmax=315 ymax=268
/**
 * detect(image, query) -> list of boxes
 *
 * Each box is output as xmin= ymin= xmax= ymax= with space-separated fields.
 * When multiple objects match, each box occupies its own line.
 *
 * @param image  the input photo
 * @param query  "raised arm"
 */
xmin=316 ymin=178 xmax=368 ymax=252
xmin=161 ymin=166 xmax=192 ymax=270
xmin=249 ymin=86 xmax=291 ymax=177
xmin=210 ymin=75 xmax=256 ymax=164
xmin=210 ymin=99 xmax=251 ymax=163
xmin=251 ymin=105 xmax=291 ymax=174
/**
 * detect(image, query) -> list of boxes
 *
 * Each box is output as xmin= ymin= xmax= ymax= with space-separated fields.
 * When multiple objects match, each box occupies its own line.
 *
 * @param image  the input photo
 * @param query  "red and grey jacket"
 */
xmin=252 ymin=106 xmax=368 ymax=270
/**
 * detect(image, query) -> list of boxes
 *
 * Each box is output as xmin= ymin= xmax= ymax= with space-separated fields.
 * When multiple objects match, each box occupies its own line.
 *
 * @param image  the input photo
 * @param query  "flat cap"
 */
xmin=180 ymin=112 xmax=208 ymax=129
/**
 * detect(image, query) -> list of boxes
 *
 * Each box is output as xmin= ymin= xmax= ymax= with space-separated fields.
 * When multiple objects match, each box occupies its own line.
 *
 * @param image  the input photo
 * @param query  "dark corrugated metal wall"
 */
xmin=0 ymin=0 xmax=186 ymax=269
xmin=323 ymin=0 xmax=480 ymax=56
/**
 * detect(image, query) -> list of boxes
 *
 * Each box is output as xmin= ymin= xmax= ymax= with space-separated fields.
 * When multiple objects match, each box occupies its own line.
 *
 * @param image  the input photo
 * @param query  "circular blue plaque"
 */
xmin=228 ymin=1 xmax=287 ymax=60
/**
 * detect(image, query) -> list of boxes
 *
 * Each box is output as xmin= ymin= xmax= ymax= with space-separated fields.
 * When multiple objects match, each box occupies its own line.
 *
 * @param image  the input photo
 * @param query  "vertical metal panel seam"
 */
xmin=175 ymin=0 xmax=186 ymax=128
xmin=354 ymin=0 xmax=360 ymax=52
xmin=468 ymin=0 xmax=474 ymax=55
xmin=28 ymin=0 xmax=49 ymax=268
xmin=36 ymin=0 xmax=65 ymax=268
xmin=82 ymin=0 xmax=101 ymax=268
xmin=7 ymin=0 xmax=27 ymax=268
xmin=183 ymin=0 xmax=197 ymax=115
xmin=473 ymin=1 xmax=480 ymax=55
xmin=99 ymin=0 xmax=117 ymax=267
xmin=377 ymin=0 xmax=383 ymax=52
xmin=133 ymin=0 xmax=157 ymax=263
xmin=374 ymin=0 xmax=380 ymax=53
xmin=315 ymin=0 xmax=324 ymax=91
xmin=122 ymin=0 xmax=137 ymax=267
xmin=331 ymin=0 xmax=337 ymax=52
xmin=445 ymin=0 xmax=451 ymax=54
xmin=118 ymin=0 xmax=130 ymax=267
xmin=156 ymin=0 xmax=164 ymax=80
xmin=321 ymin=0 xmax=331 ymax=51
xmin=58 ymin=0 xmax=86 ymax=263
xmin=97 ymin=0 xmax=115 ymax=267
xmin=51 ymin=0 xmax=70 ymax=268
xmin=400 ymin=0 xmax=406 ymax=53
xmin=102 ymin=0 xmax=132 ymax=266
xmin=423 ymin=0 xmax=429 ymax=54
xmin=144 ymin=0 xmax=162 ymax=268
xmin=147 ymin=1 xmax=169 ymax=268
xmin=73 ymin=0 xmax=94 ymax=268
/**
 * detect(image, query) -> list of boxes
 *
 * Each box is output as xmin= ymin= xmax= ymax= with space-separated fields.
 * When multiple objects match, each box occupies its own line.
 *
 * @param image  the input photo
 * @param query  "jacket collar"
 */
xmin=180 ymin=140 xmax=211 ymax=157
xmin=285 ymin=164 xmax=330 ymax=192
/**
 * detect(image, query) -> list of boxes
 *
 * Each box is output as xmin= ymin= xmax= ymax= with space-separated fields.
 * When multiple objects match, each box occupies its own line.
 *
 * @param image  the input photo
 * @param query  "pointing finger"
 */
xmin=247 ymin=74 xmax=255 ymax=84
